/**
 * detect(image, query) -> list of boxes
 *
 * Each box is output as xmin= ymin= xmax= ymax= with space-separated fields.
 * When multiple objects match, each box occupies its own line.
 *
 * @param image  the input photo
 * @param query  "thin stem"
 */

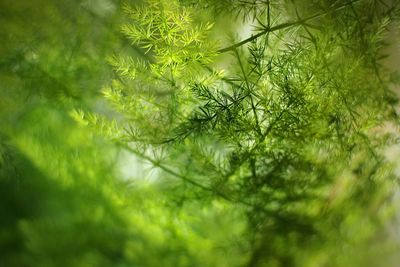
xmin=267 ymin=0 xmax=270 ymax=28
xmin=118 ymin=142 xmax=247 ymax=204
xmin=217 ymin=0 xmax=361 ymax=53
xmin=234 ymin=48 xmax=262 ymax=137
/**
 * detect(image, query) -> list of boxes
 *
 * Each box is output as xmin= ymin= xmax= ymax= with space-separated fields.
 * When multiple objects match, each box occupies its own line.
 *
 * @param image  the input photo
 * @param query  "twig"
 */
xmin=217 ymin=0 xmax=361 ymax=53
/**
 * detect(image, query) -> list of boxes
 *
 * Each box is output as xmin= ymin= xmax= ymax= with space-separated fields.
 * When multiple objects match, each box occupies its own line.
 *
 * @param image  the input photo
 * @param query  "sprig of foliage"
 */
xmin=86 ymin=0 xmax=400 ymax=266
xmin=121 ymin=0 xmax=217 ymax=79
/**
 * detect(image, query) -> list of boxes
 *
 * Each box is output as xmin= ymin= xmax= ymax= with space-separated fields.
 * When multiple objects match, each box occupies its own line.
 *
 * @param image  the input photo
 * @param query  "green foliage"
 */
xmin=1 ymin=0 xmax=400 ymax=267
xmin=93 ymin=0 xmax=400 ymax=266
xmin=1 ymin=106 xmax=246 ymax=267
xmin=120 ymin=0 xmax=217 ymax=78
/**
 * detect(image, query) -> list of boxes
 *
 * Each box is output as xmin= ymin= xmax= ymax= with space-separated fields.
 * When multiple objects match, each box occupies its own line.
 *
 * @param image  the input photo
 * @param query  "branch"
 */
xmin=117 ymin=143 xmax=311 ymax=227
xmin=233 ymin=48 xmax=262 ymax=137
xmin=118 ymin=142 xmax=236 ymax=202
xmin=217 ymin=0 xmax=361 ymax=53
